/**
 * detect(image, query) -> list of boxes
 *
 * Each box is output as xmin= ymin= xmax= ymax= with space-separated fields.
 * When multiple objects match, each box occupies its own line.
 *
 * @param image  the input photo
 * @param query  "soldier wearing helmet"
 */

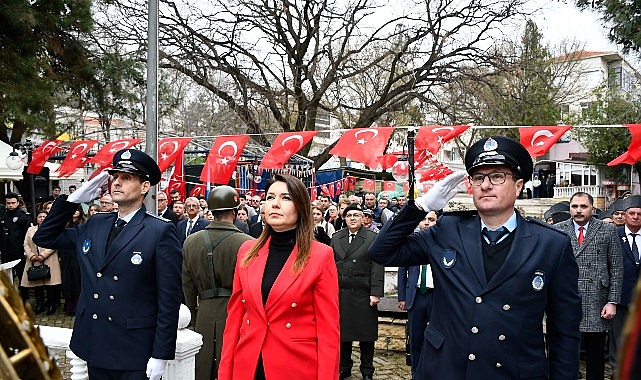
xmin=182 ymin=185 xmax=254 ymax=380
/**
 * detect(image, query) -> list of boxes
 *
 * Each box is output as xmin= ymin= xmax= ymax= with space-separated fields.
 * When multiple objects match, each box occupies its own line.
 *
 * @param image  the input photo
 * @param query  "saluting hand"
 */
xmin=67 ymin=171 xmax=110 ymax=204
xmin=415 ymin=171 xmax=467 ymax=212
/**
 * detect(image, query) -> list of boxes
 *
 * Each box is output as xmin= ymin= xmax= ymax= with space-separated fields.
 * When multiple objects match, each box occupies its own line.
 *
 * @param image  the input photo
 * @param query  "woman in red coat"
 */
xmin=219 ymin=174 xmax=340 ymax=380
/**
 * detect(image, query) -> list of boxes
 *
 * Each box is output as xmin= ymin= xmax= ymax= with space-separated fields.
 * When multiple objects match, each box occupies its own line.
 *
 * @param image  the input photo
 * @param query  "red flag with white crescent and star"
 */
xmin=363 ymin=179 xmax=376 ymax=192
xmin=310 ymin=187 xmax=318 ymax=201
xmin=88 ymin=139 xmax=142 ymax=167
xmin=28 ymin=140 xmax=64 ymax=174
xmin=519 ymin=126 xmax=572 ymax=157
xmin=158 ymin=137 xmax=192 ymax=172
xmin=189 ymin=183 xmax=206 ymax=198
xmin=57 ymin=140 xmax=99 ymax=178
xmin=383 ymin=181 xmax=396 ymax=192
xmin=329 ymin=127 xmax=395 ymax=169
xmin=200 ymin=135 xmax=249 ymax=184
xmin=608 ymin=124 xmax=641 ymax=166
xmin=260 ymin=131 xmax=318 ymax=169
xmin=416 ymin=125 xmax=469 ymax=154
xmin=165 ymin=153 xmax=186 ymax=200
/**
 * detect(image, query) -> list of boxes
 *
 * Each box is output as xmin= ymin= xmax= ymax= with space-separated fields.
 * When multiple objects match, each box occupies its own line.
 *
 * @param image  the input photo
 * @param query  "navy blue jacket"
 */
xmin=398 ymin=266 xmax=421 ymax=309
xmin=33 ymin=199 xmax=183 ymax=371
xmin=177 ymin=216 xmax=208 ymax=244
xmin=616 ymin=226 xmax=641 ymax=306
xmin=369 ymin=201 xmax=581 ymax=380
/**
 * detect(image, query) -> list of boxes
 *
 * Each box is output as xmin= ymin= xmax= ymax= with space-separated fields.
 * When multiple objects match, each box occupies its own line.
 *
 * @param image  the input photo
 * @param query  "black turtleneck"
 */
xmin=261 ymin=228 xmax=296 ymax=304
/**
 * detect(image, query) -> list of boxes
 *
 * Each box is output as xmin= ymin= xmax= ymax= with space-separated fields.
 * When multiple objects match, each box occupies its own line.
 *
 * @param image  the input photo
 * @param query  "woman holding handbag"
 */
xmin=21 ymin=210 xmax=62 ymax=315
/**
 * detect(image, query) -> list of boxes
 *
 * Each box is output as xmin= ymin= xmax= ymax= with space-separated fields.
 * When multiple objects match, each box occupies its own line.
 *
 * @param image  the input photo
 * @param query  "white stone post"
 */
xmin=164 ymin=304 xmax=204 ymax=380
xmin=39 ymin=304 xmax=202 ymax=380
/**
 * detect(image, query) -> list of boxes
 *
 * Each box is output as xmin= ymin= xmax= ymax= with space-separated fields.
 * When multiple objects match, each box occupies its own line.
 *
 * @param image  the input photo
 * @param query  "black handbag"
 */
xmin=27 ymin=246 xmax=51 ymax=281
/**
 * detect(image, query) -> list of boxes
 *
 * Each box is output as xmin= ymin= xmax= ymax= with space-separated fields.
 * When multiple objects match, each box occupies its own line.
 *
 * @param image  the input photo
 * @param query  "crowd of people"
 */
xmin=2 ymin=138 xmax=641 ymax=380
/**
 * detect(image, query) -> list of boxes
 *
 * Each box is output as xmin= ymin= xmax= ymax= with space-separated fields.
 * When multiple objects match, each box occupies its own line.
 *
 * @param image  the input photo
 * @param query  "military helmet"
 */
xmin=207 ymin=186 xmax=240 ymax=211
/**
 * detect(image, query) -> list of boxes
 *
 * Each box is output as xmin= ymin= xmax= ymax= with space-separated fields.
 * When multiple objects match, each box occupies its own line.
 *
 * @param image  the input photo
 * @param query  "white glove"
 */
xmin=415 ymin=170 xmax=467 ymax=212
xmin=146 ymin=357 xmax=168 ymax=380
xmin=67 ymin=171 xmax=110 ymax=204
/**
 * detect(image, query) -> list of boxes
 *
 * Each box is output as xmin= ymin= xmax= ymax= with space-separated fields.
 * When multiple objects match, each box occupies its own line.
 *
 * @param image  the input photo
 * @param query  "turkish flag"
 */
xmin=519 ymin=126 xmax=572 ymax=157
xmin=328 ymin=182 xmax=336 ymax=198
xmin=363 ymin=179 xmax=376 ymax=192
xmin=310 ymin=187 xmax=318 ymax=201
xmin=320 ymin=183 xmax=331 ymax=196
xmin=260 ymin=131 xmax=318 ymax=169
xmin=422 ymin=166 xmax=453 ymax=182
xmin=189 ymin=183 xmax=206 ymax=198
xmin=165 ymin=153 xmax=186 ymax=200
xmin=416 ymin=125 xmax=469 ymax=154
xmin=335 ymin=179 xmax=342 ymax=197
xmin=344 ymin=176 xmax=356 ymax=191
xmin=329 ymin=127 xmax=395 ymax=169
xmin=200 ymin=135 xmax=249 ymax=184
xmin=158 ymin=137 xmax=192 ymax=172
xmin=383 ymin=181 xmax=396 ymax=192
xmin=88 ymin=139 xmax=142 ymax=167
xmin=57 ymin=140 xmax=99 ymax=178
xmin=421 ymin=182 xmax=433 ymax=194
xmin=402 ymin=182 xmax=410 ymax=194
xmin=377 ymin=154 xmax=398 ymax=170
xmin=28 ymin=140 xmax=63 ymax=174
xmin=608 ymin=124 xmax=641 ymax=166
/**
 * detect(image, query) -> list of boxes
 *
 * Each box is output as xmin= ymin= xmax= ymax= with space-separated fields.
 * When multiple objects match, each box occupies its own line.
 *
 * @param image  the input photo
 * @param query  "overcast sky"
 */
xmin=527 ymin=0 xmax=618 ymax=52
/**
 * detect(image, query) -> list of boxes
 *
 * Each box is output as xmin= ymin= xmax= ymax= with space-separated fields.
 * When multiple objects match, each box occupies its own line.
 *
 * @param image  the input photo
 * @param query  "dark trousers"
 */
xmin=583 ymin=332 xmax=606 ymax=380
xmin=88 ymin=367 xmax=147 ymax=380
xmin=408 ymin=290 xmax=433 ymax=379
xmin=340 ymin=340 xmax=375 ymax=376
xmin=609 ymin=304 xmax=629 ymax=377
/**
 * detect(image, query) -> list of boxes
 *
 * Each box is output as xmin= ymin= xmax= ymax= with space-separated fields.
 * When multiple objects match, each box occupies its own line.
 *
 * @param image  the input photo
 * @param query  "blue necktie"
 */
xmin=483 ymin=227 xmax=506 ymax=246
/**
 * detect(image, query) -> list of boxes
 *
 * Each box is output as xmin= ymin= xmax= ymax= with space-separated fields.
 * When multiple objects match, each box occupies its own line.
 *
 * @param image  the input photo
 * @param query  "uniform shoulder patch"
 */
xmin=146 ymin=211 xmax=170 ymax=222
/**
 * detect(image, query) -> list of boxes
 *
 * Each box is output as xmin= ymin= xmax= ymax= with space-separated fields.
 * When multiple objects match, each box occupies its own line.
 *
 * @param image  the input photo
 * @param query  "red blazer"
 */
xmin=219 ymin=239 xmax=340 ymax=380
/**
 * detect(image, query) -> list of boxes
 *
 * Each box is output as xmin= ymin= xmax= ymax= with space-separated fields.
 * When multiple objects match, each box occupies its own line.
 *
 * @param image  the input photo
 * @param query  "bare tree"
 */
xmin=94 ymin=0 xmax=529 ymax=166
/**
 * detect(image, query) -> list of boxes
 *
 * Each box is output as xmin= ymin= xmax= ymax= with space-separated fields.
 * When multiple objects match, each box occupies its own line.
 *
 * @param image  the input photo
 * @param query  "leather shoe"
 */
xmin=339 ymin=371 xmax=351 ymax=379
xmin=362 ymin=376 xmax=373 ymax=380
xmin=34 ymin=304 xmax=46 ymax=315
xmin=46 ymin=305 xmax=58 ymax=315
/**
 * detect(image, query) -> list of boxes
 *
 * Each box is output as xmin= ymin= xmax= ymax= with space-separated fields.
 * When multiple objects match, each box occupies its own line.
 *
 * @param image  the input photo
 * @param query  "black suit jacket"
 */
xmin=249 ymin=222 xmax=263 ymax=238
xmin=159 ymin=208 xmax=179 ymax=226
xmin=177 ymin=216 xmax=208 ymax=244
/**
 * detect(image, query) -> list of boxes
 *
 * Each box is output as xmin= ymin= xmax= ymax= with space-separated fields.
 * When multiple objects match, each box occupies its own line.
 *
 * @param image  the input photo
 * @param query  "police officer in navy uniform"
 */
xmin=34 ymin=149 xmax=183 ymax=380
xmin=369 ymin=136 xmax=582 ymax=380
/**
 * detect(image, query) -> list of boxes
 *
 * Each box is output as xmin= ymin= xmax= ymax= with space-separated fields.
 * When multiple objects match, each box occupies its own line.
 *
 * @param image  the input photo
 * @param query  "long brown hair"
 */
xmin=241 ymin=174 xmax=313 ymax=273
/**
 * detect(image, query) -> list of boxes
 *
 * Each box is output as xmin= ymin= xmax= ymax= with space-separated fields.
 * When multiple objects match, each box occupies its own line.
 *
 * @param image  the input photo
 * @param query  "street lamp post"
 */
xmin=6 ymin=140 xmax=36 ymax=222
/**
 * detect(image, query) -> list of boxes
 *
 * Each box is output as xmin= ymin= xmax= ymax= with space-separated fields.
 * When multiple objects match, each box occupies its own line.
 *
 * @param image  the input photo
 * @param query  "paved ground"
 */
xmin=34 ymin=299 xmax=608 ymax=379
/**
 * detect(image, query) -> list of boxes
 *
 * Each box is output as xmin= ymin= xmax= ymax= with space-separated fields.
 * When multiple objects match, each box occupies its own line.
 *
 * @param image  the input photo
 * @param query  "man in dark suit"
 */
xmin=555 ymin=191 xmax=622 ymax=380
xmin=609 ymin=195 xmax=641 ymax=377
xmin=397 ymin=210 xmax=438 ymax=379
xmin=156 ymin=191 xmax=179 ymax=225
xmin=177 ymin=196 xmax=208 ymax=245
xmin=33 ymin=149 xmax=183 ymax=380
xmin=248 ymin=204 xmax=264 ymax=238
xmin=369 ymin=136 xmax=582 ymax=380
xmin=331 ymin=202 xmax=384 ymax=380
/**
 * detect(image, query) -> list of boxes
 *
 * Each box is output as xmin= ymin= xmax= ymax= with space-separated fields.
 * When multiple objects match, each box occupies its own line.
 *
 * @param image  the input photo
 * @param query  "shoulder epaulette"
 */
xmin=146 ymin=211 xmax=170 ymax=222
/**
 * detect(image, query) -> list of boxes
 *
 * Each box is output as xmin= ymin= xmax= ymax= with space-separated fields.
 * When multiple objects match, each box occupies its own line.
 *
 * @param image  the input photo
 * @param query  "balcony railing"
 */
xmin=553 ymin=185 xmax=608 ymax=199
